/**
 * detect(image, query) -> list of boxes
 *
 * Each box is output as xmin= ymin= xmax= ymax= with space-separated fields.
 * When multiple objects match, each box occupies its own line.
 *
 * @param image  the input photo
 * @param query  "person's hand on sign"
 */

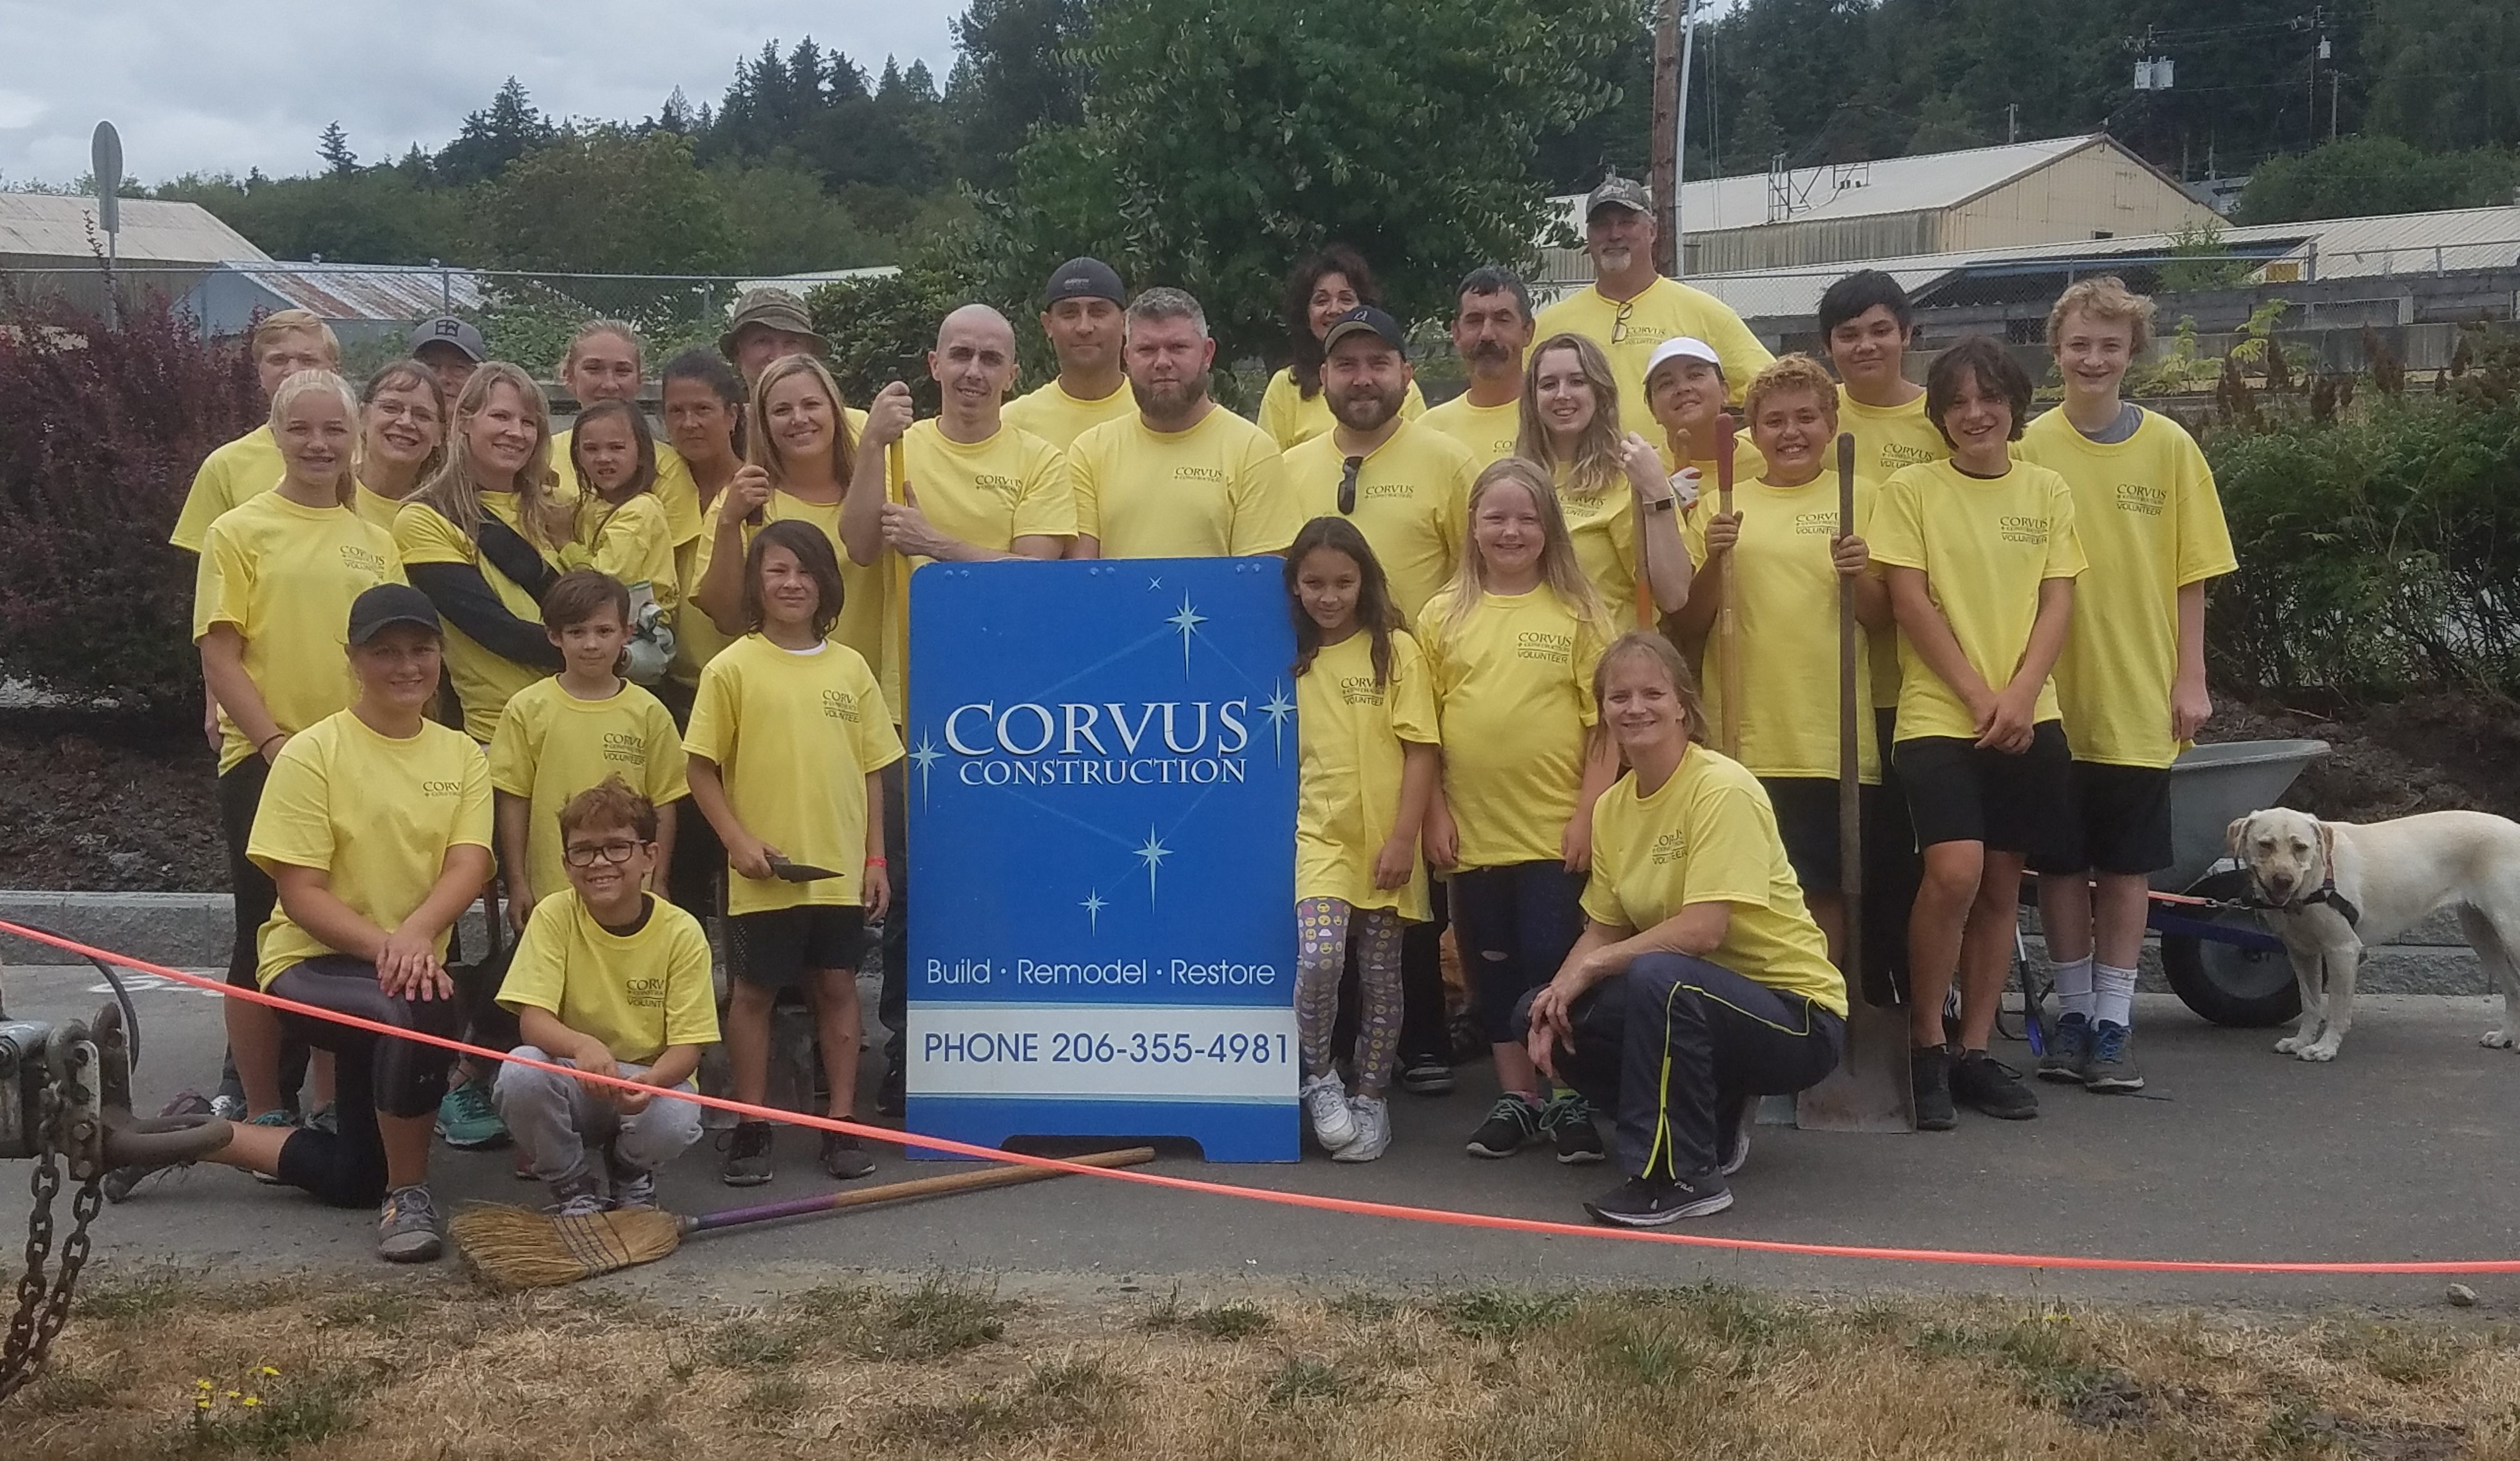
xmin=721 ymin=463 xmax=772 ymax=526
xmin=881 ymin=483 xmax=954 ymax=561
xmin=725 ymin=834 xmax=779 ymax=883
xmin=862 ymin=857 xmax=891 ymax=921
xmin=862 ymin=381 xmax=914 ymax=449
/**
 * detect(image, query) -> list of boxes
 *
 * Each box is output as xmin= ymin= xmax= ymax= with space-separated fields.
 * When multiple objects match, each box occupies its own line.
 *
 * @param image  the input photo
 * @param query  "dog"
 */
xmin=2228 ymin=807 xmax=2520 ymax=1061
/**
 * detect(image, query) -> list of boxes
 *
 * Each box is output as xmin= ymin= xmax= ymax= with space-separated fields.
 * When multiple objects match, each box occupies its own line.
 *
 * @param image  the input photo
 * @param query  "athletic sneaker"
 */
xmin=545 ymin=1170 xmax=608 ymax=1219
xmin=875 ymin=1064 xmax=908 ymax=1119
xmin=1949 ymin=1050 xmax=2039 ymax=1120
xmin=610 ymin=1169 xmax=659 ymax=1211
xmin=1544 ymin=1092 xmax=1606 ymax=1165
xmin=1302 ymin=1074 xmax=1359 ymax=1150
xmin=2037 ymin=1013 xmax=2094 ymax=1085
xmin=2082 ymin=1022 xmax=2146 ymax=1093
xmin=246 ymin=1109 xmax=298 ymax=1185
xmin=513 ymin=1150 xmax=539 ymax=1180
xmin=722 ymin=1120 xmax=776 ymax=1186
xmin=1911 ymin=1045 xmax=1957 ymax=1132
xmin=1399 ymin=1056 xmax=1456 ymax=1095
xmin=819 ymin=1130 xmax=875 ymax=1180
xmin=1716 ymin=1095 xmax=1758 ymax=1177
xmin=304 ymin=1102 xmax=339 ymax=1135
xmin=101 ymin=1090 xmax=214 ymax=1202
xmin=435 ymin=1080 xmax=509 ymax=1150
xmin=1584 ymin=1172 xmax=1733 ymax=1227
xmin=376 ymin=1185 xmax=444 ymax=1262
xmin=1332 ymin=1097 xmax=1392 ymax=1163
xmin=209 ymin=1092 xmax=248 ymax=1123
xmin=1464 ymin=1094 xmax=1544 ymax=1158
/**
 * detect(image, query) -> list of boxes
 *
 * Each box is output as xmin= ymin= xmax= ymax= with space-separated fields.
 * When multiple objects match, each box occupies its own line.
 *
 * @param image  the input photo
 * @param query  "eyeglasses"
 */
xmin=1338 ymin=456 xmax=1364 ymax=515
xmin=1610 ymin=300 xmax=1636 ymax=345
xmin=562 ymin=838 xmax=648 ymax=867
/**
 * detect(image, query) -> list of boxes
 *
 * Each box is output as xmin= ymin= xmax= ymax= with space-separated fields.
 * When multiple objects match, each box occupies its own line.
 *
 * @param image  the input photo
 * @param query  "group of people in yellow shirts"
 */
xmin=114 ymin=166 xmax=2231 ymax=1246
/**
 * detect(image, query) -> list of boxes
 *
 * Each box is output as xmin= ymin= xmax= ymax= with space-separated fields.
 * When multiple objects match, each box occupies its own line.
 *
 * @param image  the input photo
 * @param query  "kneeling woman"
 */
xmin=1520 ymin=633 xmax=1847 ymax=1226
xmin=193 ymin=586 xmax=493 ymax=1261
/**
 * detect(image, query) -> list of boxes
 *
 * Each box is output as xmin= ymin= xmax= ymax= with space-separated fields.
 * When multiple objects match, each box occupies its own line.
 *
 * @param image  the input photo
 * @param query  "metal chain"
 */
xmin=1 ymin=1086 xmax=62 ymax=1402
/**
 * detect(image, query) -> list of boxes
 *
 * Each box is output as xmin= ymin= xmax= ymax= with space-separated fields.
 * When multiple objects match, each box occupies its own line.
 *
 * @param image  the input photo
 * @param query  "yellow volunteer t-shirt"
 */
xmin=247 ymin=710 xmax=494 ymax=988
xmin=1682 ymin=471 xmax=1882 ymax=783
xmin=1660 ymin=435 xmax=1766 ymax=488
xmin=1532 ymin=278 xmax=1775 ymax=431
xmin=1582 ymin=749 xmax=1848 ymax=1016
xmin=554 ymin=430 xmax=703 ymax=548
xmin=577 ymin=494 xmax=679 ymax=616
xmin=1837 ymin=386 xmax=1949 ymax=713
xmin=488 ymin=677 xmax=690 ymax=910
xmin=1551 ymin=467 xmax=1649 ymax=633
xmin=353 ymin=480 xmax=418 ymax=532
xmin=2021 ymin=407 xmax=2236 ymax=769
xmin=1419 ymin=392 xmax=1522 ymax=469
xmin=1421 ymin=586 xmax=1606 ymax=869
xmin=1296 ymin=631 xmax=1441 ymax=919
xmin=171 ymin=426 xmax=286 ymax=554
xmin=1004 ymin=377 xmax=1137 ymax=450
xmin=1255 ymin=367 xmax=1429 ymax=451
xmin=1070 ymin=406 xmax=1297 ymax=558
xmin=683 ymin=634 xmax=904 ymax=914
xmin=193 ymin=493 xmax=405 ymax=774
xmin=671 ymin=525 xmax=731 ymax=689
xmin=498 ymin=890 xmax=720 ymax=1064
xmin=1282 ymin=421 xmax=1478 ymax=624
xmin=394 ymin=494 xmax=562 ymax=744
xmin=1869 ymin=459 xmax=2087 ymax=744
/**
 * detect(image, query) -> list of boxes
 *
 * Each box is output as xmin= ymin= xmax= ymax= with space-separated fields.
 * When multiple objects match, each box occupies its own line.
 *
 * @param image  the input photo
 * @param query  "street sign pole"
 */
xmin=91 ymin=121 xmax=122 ymax=329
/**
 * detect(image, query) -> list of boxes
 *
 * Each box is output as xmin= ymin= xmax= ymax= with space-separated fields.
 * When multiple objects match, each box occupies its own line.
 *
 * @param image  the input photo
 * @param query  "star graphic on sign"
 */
xmin=1165 ymin=594 xmax=1206 ymax=673
xmin=1258 ymin=682 xmax=1295 ymax=762
xmin=1080 ymin=888 xmax=1107 ymax=934
xmin=1133 ymin=825 xmax=1172 ymax=907
xmin=908 ymin=732 xmax=944 ymax=805
xmin=1147 ymin=576 xmax=1162 ymax=591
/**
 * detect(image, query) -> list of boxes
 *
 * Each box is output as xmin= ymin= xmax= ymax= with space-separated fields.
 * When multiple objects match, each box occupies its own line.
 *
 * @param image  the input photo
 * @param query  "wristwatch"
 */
xmin=1647 ymin=496 xmax=1677 ymax=512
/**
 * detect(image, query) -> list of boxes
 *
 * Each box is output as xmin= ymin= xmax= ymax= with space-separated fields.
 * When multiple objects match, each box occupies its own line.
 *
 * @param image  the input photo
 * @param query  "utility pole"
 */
xmin=1672 ymin=0 xmax=1702 ymax=276
xmin=2008 ymin=103 xmax=2019 ymax=143
xmin=1650 ymin=0 xmax=1679 ymax=277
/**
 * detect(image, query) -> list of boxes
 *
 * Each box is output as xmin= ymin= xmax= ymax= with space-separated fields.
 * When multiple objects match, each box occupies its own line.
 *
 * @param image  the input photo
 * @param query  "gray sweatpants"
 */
xmin=493 ymin=1045 xmax=706 ymax=1182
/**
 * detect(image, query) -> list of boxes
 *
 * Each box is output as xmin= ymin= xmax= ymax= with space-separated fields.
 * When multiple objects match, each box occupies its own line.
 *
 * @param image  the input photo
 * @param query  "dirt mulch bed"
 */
xmin=0 ymin=711 xmax=225 ymax=893
xmin=2204 ymin=691 xmax=2520 ymax=824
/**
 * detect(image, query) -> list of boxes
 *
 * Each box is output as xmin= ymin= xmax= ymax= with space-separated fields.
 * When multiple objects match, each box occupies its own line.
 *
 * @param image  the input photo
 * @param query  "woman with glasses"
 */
xmin=1257 ymin=246 xmax=1428 ymax=451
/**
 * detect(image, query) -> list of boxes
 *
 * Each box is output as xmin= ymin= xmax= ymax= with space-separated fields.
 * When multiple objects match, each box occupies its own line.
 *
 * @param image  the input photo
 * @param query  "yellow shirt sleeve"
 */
xmin=393 ymin=500 xmax=474 ymax=567
xmin=245 ymin=737 xmax=337 ymax=876
xmin=485 ymin=694 xmax=541 ymax=798
xmin=1256 ymin=369 xmax=1300 ymax=449
xmin=587 ymin=497 xmax=678 ymax=608
xmin=1572 ymin=618 xmax=1607 ymax=728
xmin=2043 ymin=476 xmax=2088 ymax=581
xmin=1226 ymin=435 xmax=1298 ymax=556
xmin=1009 ymin=440 xmax=1078 ymax=543
xmin=192 ymin=518 xmax=252 ymax=639
xmin=1698 ymin=304 xmax=1777 ymax=406
xmin=1390 ymin=633 xmax=1440 ymax=746
xmin=642 ymin=696 xmax=691 ymax=804
xmin=682 ymin=656 xmax=738 ymax=766
xmin=1578 ymin=787 xmax=1632 ymax=927
xmin=494 ymin=899 xmax=569 ymax=1016
xmin=456 ymin=740 xmax=495 ymax=850
xmin=2172 ymin=434 xmax=2239 ymax=586
xmin=1681 ymin=780 xmax=1782 ymax=907
xmin=1069 ymin=437 xmax=1104 ymax=543
xmin=851 ymin=664 xmax=908 ymax=774
xmin=1866 ymin=472 xmax=1927 ymax=571
xmin=662 ymin=913 xmax=721 ymax=1047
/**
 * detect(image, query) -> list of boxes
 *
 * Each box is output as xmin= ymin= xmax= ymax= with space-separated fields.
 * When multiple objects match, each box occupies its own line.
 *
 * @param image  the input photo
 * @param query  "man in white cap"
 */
xmin=1005 ymin=257 xmax=1137 ymax=449
xmin=1642 ymin=336 xmax=1761 ymax=489
xmin=1535 ymin=173 xmax=1773 ymax=432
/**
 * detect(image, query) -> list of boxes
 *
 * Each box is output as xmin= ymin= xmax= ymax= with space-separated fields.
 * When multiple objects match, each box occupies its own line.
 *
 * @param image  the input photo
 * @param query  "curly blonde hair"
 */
xmin=1742 ymin=352 xmax=1842 ymax=431
xmin=2046 ymin=276 xmax=2155 ymax=356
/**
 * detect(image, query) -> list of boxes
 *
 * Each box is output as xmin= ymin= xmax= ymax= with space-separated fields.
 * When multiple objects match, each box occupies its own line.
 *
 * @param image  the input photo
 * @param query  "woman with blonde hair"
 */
xmin=1516 ymin=332 xmax=1692 ymax=631
xmin=352 ymin=361 xmax=447 ymax=531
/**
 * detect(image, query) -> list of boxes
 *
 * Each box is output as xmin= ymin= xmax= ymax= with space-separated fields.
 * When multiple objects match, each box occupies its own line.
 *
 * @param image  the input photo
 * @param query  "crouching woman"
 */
xmin=1519 ymin=632 xmax=1848 ymax=1227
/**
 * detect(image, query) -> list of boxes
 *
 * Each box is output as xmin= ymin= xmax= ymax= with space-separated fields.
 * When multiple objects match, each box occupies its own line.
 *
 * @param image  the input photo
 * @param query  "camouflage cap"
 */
xmin=718 ymin=287 xmax=829 ymax=359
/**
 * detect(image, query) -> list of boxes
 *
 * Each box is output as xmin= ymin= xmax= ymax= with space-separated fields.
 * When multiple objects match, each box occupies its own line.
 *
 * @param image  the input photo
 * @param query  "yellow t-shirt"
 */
xmin=2021 ymin=407 xmax=2236 ymax=769
xmin=1419 ymin=392 xmax=1522 ymax=469
xmin=671 ymin=526 xmax=730 ymax=689
xmin=1532 ymin=278 xmax=1775 ymax=431
xmin=353 ymin=480 xmax=417 ymax=531
xmin=246 ymin=710 xmax=494 ymax=989
xmin=1296 ymin=631 xmax=1440 ymax=918
xmin=192 ymin=493 xmax=405 ymax=774
xmin=1581 ymin=749 xmax=1847 ymax=1016
xmin=1551 ymin=467 xmax=1648 ymax=633
xmin=1003 ymin=377 xmax=1137 ymax=450
xmin=498 ymin=890 xmax=720 ymax=1064
xmin=1661 ymin=435 xmax=1766 ymax=488
xmin=1836 ymin=386 xmax=1949 ymax=713
xmin=1683 ymin=472 xmax=1881 ymax=782
xmin=576 ymin=494 xmax=679 ymax=616
xmin=1255 ymin=367 xmax=1429 ymax=451
xmin=745 ymin=489 xmax=890 ymax=698
xmin=1069 ymin=406 xmax=1297 ymax=558
xmin=1868 ymin=459 xmax=2087 ymax=744
xmin=393 ymin=494 xmax=562 ymax=744
xmin=682 ymin=634 xmax=904 ymax=914
xmin=1420 ymin=586 xmax=1607 ymax=869
xmin=554 ymin=430 xmax=703 ymax=548
xmin=487 ymin=677 xmax=690 ymax=910
xmin=1281 ymin=421 xmax=1479 ymax=624
xmin=171 ymin=426 xmax=286 ymax=554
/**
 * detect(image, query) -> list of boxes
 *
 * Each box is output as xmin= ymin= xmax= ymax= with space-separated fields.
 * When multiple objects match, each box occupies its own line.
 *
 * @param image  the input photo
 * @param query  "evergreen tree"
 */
xmin=318 ymin=121 xmax=357 ymax=176
xmin=438 ymin=78 xmax=556 ymax=186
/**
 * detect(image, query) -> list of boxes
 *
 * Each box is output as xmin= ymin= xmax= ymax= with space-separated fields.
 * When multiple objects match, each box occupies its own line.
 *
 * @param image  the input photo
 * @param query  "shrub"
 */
xmin=804 ymin=238 xmax=1004 ymax=417
xmin=0 ymin=291 xmax=259 ymax=717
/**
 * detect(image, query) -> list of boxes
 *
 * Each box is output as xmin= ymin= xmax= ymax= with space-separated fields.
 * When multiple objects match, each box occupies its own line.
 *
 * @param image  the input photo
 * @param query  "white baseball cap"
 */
xmin=1644 ymin=336 xmax=1724 ymax=387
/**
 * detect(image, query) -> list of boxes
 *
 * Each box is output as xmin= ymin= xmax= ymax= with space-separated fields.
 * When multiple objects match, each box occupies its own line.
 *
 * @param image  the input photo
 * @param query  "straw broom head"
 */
xmin=454 ymin=1202 xmax=686 ymax=1289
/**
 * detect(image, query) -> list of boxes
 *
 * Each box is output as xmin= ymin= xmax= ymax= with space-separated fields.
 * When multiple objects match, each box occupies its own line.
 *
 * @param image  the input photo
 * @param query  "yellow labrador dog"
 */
xmin=2228 ymin=807 xmax=2520 ymax=1061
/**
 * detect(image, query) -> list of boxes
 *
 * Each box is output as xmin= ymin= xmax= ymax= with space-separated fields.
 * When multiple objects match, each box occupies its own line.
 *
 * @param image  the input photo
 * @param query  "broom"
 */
xmin=456 ymin=1145 xmax=1157 ymax=1288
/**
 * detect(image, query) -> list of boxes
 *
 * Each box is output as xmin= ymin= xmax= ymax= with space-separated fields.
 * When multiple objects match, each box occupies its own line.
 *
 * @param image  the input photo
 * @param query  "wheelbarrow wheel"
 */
xmin=2161 ymin=869 xmax=2302 ymax=1028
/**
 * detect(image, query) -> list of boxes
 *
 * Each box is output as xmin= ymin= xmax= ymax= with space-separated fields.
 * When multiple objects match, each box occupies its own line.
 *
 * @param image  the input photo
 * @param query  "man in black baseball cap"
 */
xmin=409 ymin=317 xmax=484 ymax=407
xmin=1004 ymin=257 xmax=1134 ymax=448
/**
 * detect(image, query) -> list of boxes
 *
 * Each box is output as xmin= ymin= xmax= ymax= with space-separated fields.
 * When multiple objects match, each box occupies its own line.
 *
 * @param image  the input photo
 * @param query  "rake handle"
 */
xmin=1714 ymin=414 xmax=1741 ymax=758
xmin=684 ymin=1145 xmax=1158 ymax=1234
xmin=1836 ymin=433 xmax=1864 ymax=988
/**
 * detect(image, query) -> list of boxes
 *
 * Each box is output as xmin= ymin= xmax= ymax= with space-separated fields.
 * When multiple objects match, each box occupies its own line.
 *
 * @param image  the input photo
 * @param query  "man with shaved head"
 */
xmin=844 ymin=304 xmax=1076 ymax=1112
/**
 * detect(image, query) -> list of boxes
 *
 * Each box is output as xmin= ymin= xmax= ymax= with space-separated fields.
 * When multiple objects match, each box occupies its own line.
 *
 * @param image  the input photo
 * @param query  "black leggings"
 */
xmin=217 ymin=759 xmax=279 ymax=990
xmin=269 ymin=956 xmax=461 ymax=1207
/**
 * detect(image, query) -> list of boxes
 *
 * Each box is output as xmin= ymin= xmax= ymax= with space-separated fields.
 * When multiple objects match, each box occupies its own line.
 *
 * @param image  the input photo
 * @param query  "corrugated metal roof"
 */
xmin=732 ymin=266 xmax=899 ymax=295
xmin=0 ymin=194 xmax=269 ymax=264
xmin=217 ymin=262 xmax=484 ymax=319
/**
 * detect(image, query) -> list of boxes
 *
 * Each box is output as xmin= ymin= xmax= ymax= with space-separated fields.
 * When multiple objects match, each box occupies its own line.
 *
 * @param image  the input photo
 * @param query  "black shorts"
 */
xmin=1894 ymin=723 xmax=2073 ymax=862
xmin=729 ymin=905 xmax=864 ymax=989
xmin=2031 ymin=760 xmax=2174 ymax=877
xmin=1756 ymin=777 xmax=1882 ymax=894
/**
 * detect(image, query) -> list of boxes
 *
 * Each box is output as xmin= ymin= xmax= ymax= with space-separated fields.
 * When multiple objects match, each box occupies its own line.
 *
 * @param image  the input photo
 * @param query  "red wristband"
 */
xmin=865 ymin=857 xmax=888 ymax=867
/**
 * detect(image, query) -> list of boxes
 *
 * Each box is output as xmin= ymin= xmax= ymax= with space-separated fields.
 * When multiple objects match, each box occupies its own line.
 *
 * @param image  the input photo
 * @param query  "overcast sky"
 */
xmin=0 ymin=1 xmax=961 ymax=186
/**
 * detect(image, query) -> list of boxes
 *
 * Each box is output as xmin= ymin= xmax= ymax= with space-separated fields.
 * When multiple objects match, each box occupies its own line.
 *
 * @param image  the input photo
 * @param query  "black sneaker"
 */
xmin=1464 ymin=1094 xmax=1542 ymax=1157
xmin=721 ymin=1120 xmax=776 ymax=1186
xmin=1950 ymin=1050 xmax=2040 ymax=1120
xmin=1399 ymin=1055 xmax=1456 ymax=1095
xmin=2037 ymin=1014 xmax=2094 ymax=1084
xmin=1544 ymin=1093 xmax=1606 ymax=1165
xmin=875 ymin=1065 xmax=907 ymax=1118
xmin=820 ymin=1130 xmax=876 ymax=1179
xmin=2082 ymin=1022 xmax=2146 ymax=1093
xmin=1715 ymin=1095 xmax=1757 ymax=1177
xmin=1584 ymin=1172 xmax=1732 ymax=1227
xmin=1911 ymin=1045 xmax=1957 ymax=1132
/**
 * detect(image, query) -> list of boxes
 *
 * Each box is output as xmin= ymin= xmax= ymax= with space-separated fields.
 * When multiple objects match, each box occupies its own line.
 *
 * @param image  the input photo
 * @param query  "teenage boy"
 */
xmin=1868 ymin=337 xmax=2084 ymax=1130
xmin=1642 ymin=336 xmax=1762 ymax=486
xmin=1004 ymin=257 xmax=1138 ymax=449
xmin=2022 ymin=277 xmax=2235 ymax=1094
xmin=490 ymin=571 xmax=689 ymax=930
xmin=1421 ymin=267 xmax=1536 ymax=468
xmin=494 ymin=778 xmax=718 ymax=1215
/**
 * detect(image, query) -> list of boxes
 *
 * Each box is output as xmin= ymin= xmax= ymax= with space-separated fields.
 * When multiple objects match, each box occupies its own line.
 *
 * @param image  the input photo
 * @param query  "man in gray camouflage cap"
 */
xmin=719 ymin=287 xmax=832 ymax=387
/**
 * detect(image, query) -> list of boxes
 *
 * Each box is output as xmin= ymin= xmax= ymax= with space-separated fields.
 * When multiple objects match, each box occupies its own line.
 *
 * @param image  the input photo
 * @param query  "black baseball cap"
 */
xmin=347 ymin=584 xmax=442 ymax=644
xmin=408 ymin=316 xmax=485 ymax=362
xmin=1043 ymin=257 xmax=1126 ymax=307
xmin=1321 ymin=305 xmax=1407 ymax=356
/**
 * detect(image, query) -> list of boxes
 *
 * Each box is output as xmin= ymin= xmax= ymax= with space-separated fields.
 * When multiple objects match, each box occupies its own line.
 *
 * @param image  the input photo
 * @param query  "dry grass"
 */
xmin=11 ymin=1264 xmax=2519 ymax=1459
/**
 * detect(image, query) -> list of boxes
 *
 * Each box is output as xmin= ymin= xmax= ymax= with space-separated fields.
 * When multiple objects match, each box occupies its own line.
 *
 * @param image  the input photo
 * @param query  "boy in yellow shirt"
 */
xmin=1869 ymin=338 xmax=2084 ymax=1131
xmin=494 ymin=779 xmax=719 ymax=1215
xmin=2022 ymin=278 xmax=2236 ymax=1095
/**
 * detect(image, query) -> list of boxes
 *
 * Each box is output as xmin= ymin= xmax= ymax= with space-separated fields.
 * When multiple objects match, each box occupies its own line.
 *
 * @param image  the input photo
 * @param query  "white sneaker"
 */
xmin=1332 ymin=1096 xmax=1391 ymax=1162
xmin=1303 ymin=1074 xmax=1357 ymax=1150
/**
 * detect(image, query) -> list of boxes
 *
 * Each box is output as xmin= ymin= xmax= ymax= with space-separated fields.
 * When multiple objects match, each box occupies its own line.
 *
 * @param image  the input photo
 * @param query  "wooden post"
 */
xmin=1650 ymin=0 xmax=1680 ymax=279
